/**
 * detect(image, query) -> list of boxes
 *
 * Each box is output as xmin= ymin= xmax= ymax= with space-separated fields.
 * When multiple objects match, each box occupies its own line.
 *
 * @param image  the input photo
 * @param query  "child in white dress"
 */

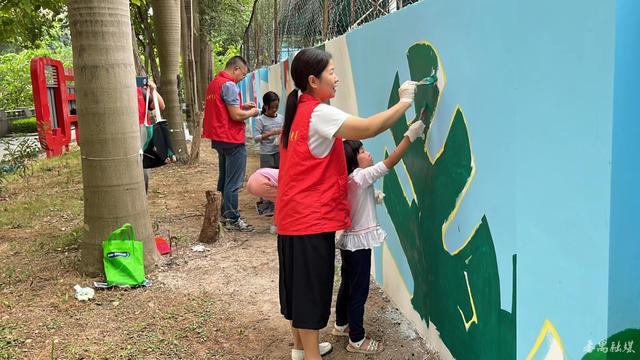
xmin=331 ymin=120 xmax=425 ymax=354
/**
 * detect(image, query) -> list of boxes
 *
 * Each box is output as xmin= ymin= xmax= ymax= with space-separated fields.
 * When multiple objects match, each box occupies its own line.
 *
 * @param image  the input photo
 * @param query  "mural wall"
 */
xmin=240 ymin=0 xmax=640 ymax=358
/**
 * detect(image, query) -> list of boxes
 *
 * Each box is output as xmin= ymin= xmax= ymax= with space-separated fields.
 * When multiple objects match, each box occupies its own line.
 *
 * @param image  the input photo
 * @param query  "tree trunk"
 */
xmin=180 ymin=0 xmax=195 ymax=133
xmin=68 ymin=0 xmax=159 ymax=276
xmin=323 ymin=0 xmax=329 ymax=41
xmin=188 ymin=110 xmax=203 ymax=165
xmin=254 ymin=25 xmax=260 ymax=68
xmin=197 ymin=38 xmax=211 ymax=107
xmin=151 ymin=0 xmax=188 ymax=162
xmin=132 ymin=22 xmax=146 ymax=76
xmin=137 ymin=3 xmax=161 ymax=83
xmin=198 ymin=190 xmax=222 ymax=243
xmin=192 ymin=0 xmax=203 ymax=107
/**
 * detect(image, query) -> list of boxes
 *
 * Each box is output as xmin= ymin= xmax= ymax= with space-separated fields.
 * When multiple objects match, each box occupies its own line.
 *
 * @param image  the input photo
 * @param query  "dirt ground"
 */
xmin=0 ymin=142 xmax=439 ymax=359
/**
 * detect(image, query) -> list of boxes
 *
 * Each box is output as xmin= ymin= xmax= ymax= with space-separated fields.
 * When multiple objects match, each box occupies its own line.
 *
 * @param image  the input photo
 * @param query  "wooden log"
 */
xmin=198 ymin=190 xmax=222 ymax=243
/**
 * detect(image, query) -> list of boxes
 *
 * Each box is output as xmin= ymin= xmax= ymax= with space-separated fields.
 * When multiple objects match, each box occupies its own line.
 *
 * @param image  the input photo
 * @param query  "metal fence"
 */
xmin=242 ymin=0 xmax=421 ymax=70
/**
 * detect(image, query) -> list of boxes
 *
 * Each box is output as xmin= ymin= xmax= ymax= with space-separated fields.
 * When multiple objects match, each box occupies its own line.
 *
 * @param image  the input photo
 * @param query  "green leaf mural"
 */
xmin=581 ymin=329 xmax=640 ymax=360
xmin=382 ymin=42 xmax=516 ymax=359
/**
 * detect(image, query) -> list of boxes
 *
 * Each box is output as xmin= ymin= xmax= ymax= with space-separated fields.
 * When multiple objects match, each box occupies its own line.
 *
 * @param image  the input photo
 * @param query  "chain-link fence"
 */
xmin=242 ymin=0 xmax=421 ymax=70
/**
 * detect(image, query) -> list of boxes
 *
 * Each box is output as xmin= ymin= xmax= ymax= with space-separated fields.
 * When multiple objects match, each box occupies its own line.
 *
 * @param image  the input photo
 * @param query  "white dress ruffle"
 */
xmin=336 ymin=225 xmax=388 ymax=251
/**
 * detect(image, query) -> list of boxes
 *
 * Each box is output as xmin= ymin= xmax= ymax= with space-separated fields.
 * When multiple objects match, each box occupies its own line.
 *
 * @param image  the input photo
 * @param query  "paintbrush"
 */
xmin=417 ymin=74 xmax=438 ymax=86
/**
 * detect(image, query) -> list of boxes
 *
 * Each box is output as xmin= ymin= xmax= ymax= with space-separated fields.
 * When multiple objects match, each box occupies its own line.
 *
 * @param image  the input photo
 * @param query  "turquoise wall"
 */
xmin=241 ymin=0 xmax=639 ymax=358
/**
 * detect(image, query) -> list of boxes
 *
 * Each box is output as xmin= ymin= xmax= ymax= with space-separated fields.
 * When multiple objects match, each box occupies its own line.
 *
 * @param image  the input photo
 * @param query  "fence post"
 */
xmin=273 ymin=0 xmax=279 ymax=63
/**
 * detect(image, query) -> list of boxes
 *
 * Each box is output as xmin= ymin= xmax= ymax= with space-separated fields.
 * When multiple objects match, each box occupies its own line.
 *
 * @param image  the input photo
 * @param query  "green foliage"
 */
xmin=382 ymin=43 xmax=516 ymax=359
xmin=0 ymin=0 xmax=66 ymax=49
xmin=0 ymin=137 xmax=40 ymax=182
xmin=0 ymin=40 xmax=72 ymax=110
xmin=201 ymin=0 xmax=254 ymax=52
xmin=213 ymin=43 xmax=241 ymax=73
xmin=0 ymin=5 xmax=72 ymax=110
xmin=8 ymin=117 xmax=37 ymax=134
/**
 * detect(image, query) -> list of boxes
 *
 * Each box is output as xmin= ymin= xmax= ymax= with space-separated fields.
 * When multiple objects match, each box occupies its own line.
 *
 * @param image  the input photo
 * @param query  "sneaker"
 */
xmin=291 ymin=342 xmax=333 ymax=359
xmin=262 ymin=207 xmax=274 ymax=217
xmin=224 ymin=218 xmax=255 ymax=232
xmin=331 ymin=323 xmax=349 ymax=337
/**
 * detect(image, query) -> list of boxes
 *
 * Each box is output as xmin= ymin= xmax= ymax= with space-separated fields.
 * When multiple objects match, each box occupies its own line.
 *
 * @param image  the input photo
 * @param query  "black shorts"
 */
xmin=278 ymin=232 xmax=335 ymax=330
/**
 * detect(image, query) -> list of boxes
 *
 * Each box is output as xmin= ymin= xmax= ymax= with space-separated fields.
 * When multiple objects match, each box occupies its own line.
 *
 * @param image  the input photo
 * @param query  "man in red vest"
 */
xmin=203 ymin=56 xmax=259 ymax=231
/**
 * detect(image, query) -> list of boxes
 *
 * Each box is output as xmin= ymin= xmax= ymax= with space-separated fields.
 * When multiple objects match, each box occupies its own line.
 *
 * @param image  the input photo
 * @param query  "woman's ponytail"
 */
xmin=281 ymin=89 xmax=299 ymax=149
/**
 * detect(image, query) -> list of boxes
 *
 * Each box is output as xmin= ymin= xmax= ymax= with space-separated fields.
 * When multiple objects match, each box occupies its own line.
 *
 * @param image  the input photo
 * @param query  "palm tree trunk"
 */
xmin=68 ymin=0 xmax=159 ymax=276
xmin=152 ymin=0 xmax=188 ymax=162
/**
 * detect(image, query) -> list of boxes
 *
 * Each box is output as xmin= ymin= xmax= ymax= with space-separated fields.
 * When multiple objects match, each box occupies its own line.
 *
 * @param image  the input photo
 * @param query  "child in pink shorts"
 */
xmin=247 ymin=168 xmax=279 ymax=233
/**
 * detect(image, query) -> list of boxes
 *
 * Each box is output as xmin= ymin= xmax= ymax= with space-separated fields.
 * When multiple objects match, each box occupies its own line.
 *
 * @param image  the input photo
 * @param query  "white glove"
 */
xmin=404 ymin=120 xmax=426 ymax=142
xmin=398 ymin=80 xmax=418 ymax=104
xmin=374 ymin=189 xmax=386 ymax=204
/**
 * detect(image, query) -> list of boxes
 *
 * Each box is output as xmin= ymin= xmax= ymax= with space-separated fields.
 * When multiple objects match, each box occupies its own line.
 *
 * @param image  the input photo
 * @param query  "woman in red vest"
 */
xmin=275 ymin=47 xmax=417 ymax=360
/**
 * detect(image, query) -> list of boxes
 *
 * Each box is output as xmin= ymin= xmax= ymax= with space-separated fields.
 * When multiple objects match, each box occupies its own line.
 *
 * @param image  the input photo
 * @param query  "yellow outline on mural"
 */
xmin=457 ymin=271 xmax=479 ymax=331
xmin=525 ymin=320 xmax=566 ymax=360
xmin=439 ymin=106 xmax=478 ymax=255
xmin=405 ymin=42 xmax=482 ymax=256
xmin=379 ymin=42 xmax=481 ymax=301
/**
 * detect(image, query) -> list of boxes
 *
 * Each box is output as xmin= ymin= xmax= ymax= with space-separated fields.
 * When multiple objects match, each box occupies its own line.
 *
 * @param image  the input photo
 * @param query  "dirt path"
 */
xmin=0 ymin=143 xmax=438 ymax=359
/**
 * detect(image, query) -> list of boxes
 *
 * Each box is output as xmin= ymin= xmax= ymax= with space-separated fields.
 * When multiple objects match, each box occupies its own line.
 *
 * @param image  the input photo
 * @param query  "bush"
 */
xmin=0 ymin=44 xmax=72 ymax=110
xmin=9 ymin=117 xmax=37 ymax=134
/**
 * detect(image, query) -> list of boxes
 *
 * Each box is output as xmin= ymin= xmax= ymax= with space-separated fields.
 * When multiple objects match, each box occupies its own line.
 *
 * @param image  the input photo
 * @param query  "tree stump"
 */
xmin=198 ymin=190 xmax=222 ymax=243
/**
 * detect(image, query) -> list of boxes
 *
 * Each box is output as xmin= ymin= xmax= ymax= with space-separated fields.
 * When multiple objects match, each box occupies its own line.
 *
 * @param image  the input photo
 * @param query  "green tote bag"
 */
xmin=102 ymin=224 xmax=145 ymax=286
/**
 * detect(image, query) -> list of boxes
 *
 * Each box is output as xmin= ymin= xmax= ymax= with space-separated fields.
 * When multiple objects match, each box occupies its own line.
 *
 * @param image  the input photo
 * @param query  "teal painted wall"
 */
xmin=241 ymin=0 xmax=639 ymax=358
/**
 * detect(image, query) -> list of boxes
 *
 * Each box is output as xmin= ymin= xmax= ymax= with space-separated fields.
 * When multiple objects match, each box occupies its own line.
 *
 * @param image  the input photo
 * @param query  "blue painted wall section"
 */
xmin=240 ymin=0 xmax=640 ymax=358
xmin=608 ymin=0 xmax=640 ymax=337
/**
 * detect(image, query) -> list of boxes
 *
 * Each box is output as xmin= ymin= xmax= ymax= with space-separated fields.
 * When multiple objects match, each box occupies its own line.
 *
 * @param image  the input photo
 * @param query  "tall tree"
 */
xmin=198 ymin=38 xmax=212 ymax=106
xmin=68 ymin=0 xmax=159 ymax=276
xmin=131 ymin=22 xmax=146 ymax=75
xmin=151 ymin=0 xmax=188 ymax=162
xmin=0 ymin=0 xmax=66 ymax=48
xmin=180 ymin=0 xmax=197 ymax=128
xmin=132 ymin=1 xmax=161 ymax=82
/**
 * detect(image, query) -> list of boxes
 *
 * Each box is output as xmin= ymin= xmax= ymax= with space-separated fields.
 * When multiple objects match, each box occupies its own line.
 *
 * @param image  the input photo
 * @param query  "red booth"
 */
xmin=30 ymin=57 xmax=78 ymax=158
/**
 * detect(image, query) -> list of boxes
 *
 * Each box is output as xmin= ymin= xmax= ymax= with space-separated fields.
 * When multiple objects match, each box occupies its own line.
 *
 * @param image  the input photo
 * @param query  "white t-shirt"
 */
xmin=308 ymin=104 xmax=350 ymax=157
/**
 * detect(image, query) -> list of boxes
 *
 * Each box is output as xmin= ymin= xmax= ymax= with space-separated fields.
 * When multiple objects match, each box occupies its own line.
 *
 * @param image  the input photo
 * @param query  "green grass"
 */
xmin=0 ymin=149 xmax=82 ymax=229
xmin=0 ymin=326 xmax=25 ymax=360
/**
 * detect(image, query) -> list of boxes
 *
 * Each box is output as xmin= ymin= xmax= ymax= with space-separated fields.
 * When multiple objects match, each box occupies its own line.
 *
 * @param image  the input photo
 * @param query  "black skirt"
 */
xmin=277 ymin=232 xmax=336 ymax=330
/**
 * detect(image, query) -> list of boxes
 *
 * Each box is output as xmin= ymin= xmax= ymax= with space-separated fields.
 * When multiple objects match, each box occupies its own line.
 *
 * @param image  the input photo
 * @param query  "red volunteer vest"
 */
xmin=137 ymin=88 xmax=147 ymax=125
xmin=275 ymin=94 xmax=351 ymax=235
xmin=203 ymin=71 xmax=244 ymax=143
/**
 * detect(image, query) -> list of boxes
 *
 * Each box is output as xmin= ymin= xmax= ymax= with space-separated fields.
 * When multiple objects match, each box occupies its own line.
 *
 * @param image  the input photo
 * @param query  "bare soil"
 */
xmin=0 ymin=142 xmax=439 ymax=360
